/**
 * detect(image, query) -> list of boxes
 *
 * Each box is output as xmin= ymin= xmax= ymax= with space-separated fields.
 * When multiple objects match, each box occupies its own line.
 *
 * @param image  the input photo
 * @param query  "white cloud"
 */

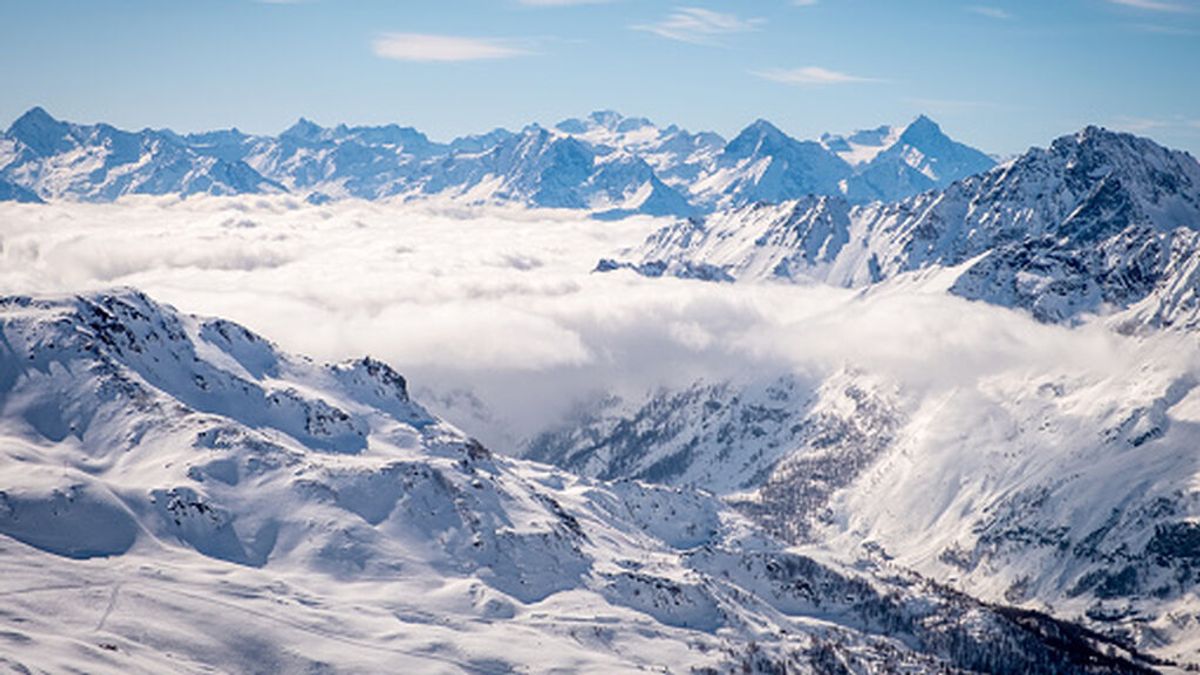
xmin=372 ymin=33 xmax=529 ymax=62
xmin=752 ymin=66 xmax=876 ymax=85
xmin=632 ymin=7 xmax=764 ymax=45
xmin=967 ymin=5 xmax=1012 ymax=19
xmin=1109 ymin=0 xmax=1191 ymax=11
xmin=2 ymin=196 xmax=1180 ymax=451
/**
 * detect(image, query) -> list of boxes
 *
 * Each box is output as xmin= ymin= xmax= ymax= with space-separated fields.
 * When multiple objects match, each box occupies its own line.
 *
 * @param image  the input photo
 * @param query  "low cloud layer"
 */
xmin=1 ymin=197 xmax=1192 ymax=449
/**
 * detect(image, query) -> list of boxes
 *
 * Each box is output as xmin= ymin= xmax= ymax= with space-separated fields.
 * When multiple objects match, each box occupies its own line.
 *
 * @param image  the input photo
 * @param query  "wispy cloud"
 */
xmin=372 ymin=33 xmax=529 ymax=62
xmin=1108 ymin=0 xmax=1192 ymax=12
xmin=632 ymin=7 xmax=764 ymax=45
xmin=792 ymin=0 xmax=819 ymax=6
xmin=2 ymin=198 xmax=1170 ymax=449
xmin=753 ymin=66 xmax=877 ymax=85
xmin=967 ymin=5 xmax=1012 ymax=19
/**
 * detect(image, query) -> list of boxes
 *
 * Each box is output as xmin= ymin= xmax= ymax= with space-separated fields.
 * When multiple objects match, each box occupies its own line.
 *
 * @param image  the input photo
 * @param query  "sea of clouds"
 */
xmin=1 ymin=195 xmax=1194 ymax=450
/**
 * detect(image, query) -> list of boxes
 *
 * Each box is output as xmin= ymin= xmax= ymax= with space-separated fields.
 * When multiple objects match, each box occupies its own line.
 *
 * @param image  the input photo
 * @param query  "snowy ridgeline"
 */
xmin=599 ymin=125 xmax=1200 ymax=332
xmin=0 ymin=290 xmax=1164 ymax=673
xmin=0 ymin=107 xmax=993 ymax=215
xmin=523 ymin=351 xmax=1200 ymax=658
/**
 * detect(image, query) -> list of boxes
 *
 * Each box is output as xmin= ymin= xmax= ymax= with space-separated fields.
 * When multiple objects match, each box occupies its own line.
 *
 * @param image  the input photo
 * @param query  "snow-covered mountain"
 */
xmin=0 ymin=288 xmax=1159 ymax=672
xmin=691 ymin=119 xmax=854 ymax=210
xmin=0 ymin=107 xmax=995 ymax=214
xmin=832 ymin=115 xmax=998 ymax=203
xmin=602 ymin=126 xmax=1200 ymax=331
xmin=0 ymin=107 xmax=284 ymax=201
xmin=523 ymin=340 xmax=1200 ymax=664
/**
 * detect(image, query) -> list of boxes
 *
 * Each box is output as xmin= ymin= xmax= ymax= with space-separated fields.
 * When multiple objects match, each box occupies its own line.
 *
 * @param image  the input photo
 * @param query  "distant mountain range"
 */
xmin=600 ymin=125 xmax=1200 ymax=332
xmin=0 ymin=107 xmax=995 ymax=214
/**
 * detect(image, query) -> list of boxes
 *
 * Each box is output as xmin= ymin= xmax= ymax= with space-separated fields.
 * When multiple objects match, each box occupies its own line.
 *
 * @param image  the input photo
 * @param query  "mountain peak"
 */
xmin=744 ymin=118 xmax=785 ymax=137
xmin=11 ymin=105 xmax=58 ymax=128
xmin=7 ymin=106 xmax=74 ymax=157
xmin=899 ymin=114 xmax=945 ymax=145
xmin=281 ymin=117 xmax=324 ymax=141
xmin=722 ymin=119 xmax=797 ymax=162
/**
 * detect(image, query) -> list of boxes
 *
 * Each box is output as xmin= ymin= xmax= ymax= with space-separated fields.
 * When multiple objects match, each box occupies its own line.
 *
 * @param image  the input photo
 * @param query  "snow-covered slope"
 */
xmin=0 ymin=107 xmax=284 ymax=201
xmin=0 ymin=107 xmax=996 ymax=212
xmin=0 ymin=289 xmax=1157 ymax=672
xmin=691 ymin=119 xmax=854 ymax=210
xmin=839 ymin=115 xmax=998 ymax=203
xmin=522 ymin=332 xmax=1200 ymax=664
xmin=604 ymin=126 xmax=1200 ymax=330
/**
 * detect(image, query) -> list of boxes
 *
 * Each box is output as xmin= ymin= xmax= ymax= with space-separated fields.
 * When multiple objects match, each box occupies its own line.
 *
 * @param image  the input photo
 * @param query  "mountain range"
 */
xmin=0 ymin=107 xmax=995 ymax=214
xmin=5 ymin=107 xmax=1200 ymax=670
xmin=0 ymin=289 xmax=1161 ymax=673
xmin=600 ymin=125 xmax=1200 ymax=333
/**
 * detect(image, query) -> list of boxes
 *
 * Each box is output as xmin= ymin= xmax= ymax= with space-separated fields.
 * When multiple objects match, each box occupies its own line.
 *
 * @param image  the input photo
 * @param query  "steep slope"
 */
xmin=844 ymin=115 xmax=997 ymax=203
xmin=523 ymin=333 xmax=1200 ymax=663
xmin=0 ymin=108 xmax=283 ymax=201
xmin=604 ymin=126 xmax=1200 ymax=329
xmin=0 ymin=176 xmax=42 ymax=203
xmin=692 ymin=119 xmax=854 ymax=210
xmin=527 ymin=369 xmax=901 ymax=543
xmin=0 ymin=289 xmax=1154 ymax=672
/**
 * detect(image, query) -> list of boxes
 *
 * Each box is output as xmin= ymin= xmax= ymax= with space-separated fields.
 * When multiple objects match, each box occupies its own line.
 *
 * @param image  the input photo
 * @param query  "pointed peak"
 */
xmin=7 ymin=106 xmax=73 ymax=156
xmin=897 ymin=114 xmax=951 ymax=148
xmin=9 ymin=106 xmax=66 ymax=137
xmin=281 ymin=117 xmax=324 ymax=140
xmin=904 ymin=114 xmax=941 ymax=135
xmin=13 ymin=106 xmax=58 ymax=127
xmin=748 ymin=118 xmax=781 ymax=132
xmin=737 ymin=118 xmax=789 ymax=142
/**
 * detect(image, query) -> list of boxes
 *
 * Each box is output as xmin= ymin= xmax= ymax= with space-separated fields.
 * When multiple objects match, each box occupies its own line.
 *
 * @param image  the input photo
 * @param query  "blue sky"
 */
xmin=1 ymin=0 xmax=1198 ymax=155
